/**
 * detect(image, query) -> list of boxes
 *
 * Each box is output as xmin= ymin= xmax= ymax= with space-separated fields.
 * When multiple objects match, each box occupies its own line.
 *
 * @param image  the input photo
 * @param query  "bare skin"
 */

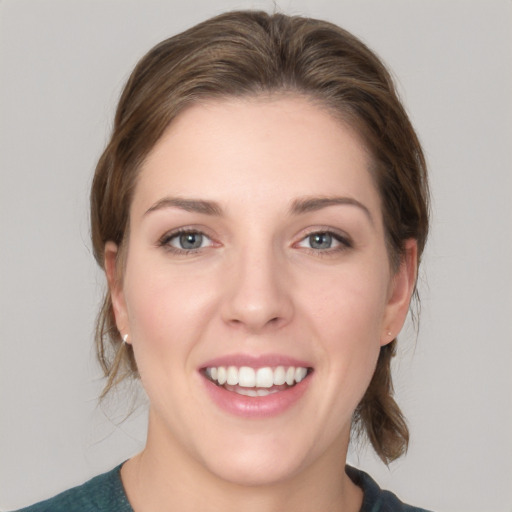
xmin=106 ymin=95 xmax=417 ymax=512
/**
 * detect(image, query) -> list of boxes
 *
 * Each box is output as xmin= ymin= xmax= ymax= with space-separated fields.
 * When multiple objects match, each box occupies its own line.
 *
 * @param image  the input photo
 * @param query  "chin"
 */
xmin=190 ymin=431 xmax=311 ymax=487
xmin=205 ymin=453 xmax=304 ymax=487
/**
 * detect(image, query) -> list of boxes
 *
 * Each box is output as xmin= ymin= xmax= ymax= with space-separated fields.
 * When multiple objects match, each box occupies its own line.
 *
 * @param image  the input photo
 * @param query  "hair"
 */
xmin=90 ymin=10 xmax=429 ymax=464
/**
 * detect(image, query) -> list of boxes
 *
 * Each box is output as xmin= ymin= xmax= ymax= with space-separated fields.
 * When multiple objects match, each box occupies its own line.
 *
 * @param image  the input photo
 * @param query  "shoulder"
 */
xmin=10 ymin=464 xmax=133 ymax=512
xmin=346 ymin=465 xmax=433 ymax=512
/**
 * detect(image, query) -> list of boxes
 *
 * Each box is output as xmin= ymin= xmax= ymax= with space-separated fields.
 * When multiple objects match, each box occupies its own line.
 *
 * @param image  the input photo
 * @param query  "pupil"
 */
xmin=180 ymin=232 xmax=202 ymax=249
xmin=310 ymin=233 xmax=332 ymax=249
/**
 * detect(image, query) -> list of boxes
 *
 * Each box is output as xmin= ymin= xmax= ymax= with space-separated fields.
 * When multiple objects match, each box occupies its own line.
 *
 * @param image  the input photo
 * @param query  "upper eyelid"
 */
xmin=156 ymin=226 xmax=352 ymax=247
xmin=158 ymin=227 xmax=214 ymax=247
xmin=294 ymin=226 xmax=352 ymax=243
xmin=159 ymin=225 xmax=212 ymax=239
xmin=158 ymin=229 xmax=217 ymax=256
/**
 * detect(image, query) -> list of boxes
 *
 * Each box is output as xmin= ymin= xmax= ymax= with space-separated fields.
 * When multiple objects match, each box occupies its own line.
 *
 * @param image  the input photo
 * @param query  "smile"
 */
xmin=204 ymin=365 xmax=310 ymax=397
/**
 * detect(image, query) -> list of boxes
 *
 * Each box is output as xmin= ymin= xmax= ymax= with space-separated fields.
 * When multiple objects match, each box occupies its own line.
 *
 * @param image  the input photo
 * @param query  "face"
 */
xmin=106 ymin=96 xmax=416 ymax=486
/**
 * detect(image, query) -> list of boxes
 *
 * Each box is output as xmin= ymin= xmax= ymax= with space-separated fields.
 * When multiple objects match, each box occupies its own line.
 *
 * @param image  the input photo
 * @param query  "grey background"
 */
xmin=1 ymin=1 xmax=511 ymax=510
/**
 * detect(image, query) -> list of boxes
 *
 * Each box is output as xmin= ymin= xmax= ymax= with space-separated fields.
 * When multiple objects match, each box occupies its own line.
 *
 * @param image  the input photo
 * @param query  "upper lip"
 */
xmin=200 ymin=353 xmax=312 ymax=370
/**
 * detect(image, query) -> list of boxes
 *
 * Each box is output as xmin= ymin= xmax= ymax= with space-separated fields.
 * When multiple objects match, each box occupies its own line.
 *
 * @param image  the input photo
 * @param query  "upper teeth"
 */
xmin=205 ymin=366 xmax=308 ymax=388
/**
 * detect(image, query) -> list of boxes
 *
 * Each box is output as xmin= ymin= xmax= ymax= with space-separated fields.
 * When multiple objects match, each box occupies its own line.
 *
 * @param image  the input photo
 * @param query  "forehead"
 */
xmin=133 ymin=95 xmax=380 ymax=215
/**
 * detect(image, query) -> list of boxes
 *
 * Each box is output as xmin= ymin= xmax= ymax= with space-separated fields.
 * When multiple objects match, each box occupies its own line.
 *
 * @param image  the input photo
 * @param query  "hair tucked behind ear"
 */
xmin=90 ymin=10 xmax=429 ymax=464
xmin=353 ymin=340 xmax=409 ymax=463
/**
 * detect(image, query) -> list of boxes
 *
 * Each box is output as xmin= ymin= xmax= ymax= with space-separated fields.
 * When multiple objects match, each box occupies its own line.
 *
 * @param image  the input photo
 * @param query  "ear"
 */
xmin=104 ymin=241 xmax=129 ymax=339
xmin=381 ymin=239 xmax=418 ymax=346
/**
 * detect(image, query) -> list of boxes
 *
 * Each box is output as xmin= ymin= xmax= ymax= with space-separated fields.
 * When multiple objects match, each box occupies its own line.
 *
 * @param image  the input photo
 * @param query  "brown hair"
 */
xmin=90 ymin=10 xmax=429 ymax=464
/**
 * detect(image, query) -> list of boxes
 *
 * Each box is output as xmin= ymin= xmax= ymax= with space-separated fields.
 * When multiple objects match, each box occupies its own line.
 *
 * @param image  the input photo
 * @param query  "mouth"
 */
xmin=202 ymin=365 xmax=313 ymax=397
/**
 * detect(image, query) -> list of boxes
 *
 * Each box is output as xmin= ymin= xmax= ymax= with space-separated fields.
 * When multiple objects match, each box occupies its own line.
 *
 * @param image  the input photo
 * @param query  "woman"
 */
xmin=16 ymin=10 xmax=430 ymax=512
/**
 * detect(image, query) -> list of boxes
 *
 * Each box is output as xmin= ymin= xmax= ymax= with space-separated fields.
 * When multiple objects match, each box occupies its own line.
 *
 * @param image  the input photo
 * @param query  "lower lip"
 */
xmin=201 ymin=374 xmax=311 ymax=418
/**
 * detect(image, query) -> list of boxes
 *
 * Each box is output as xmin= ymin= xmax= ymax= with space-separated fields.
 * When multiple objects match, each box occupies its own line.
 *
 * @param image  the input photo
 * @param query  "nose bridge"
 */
xmin=222 ymin=234 xmax=293 ymax=332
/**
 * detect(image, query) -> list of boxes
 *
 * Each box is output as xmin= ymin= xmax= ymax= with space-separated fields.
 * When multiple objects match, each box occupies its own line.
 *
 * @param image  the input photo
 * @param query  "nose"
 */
xmin=220 ymin=246 xmax=294 ymax=333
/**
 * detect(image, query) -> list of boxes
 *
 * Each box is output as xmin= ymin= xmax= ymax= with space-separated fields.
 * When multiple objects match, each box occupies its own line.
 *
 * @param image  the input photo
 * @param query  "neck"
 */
xmin=121 ymin=411 xmax=363 ymax=512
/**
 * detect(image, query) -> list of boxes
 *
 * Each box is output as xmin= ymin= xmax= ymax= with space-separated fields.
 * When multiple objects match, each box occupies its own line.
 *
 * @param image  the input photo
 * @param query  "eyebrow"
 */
xmin=144 ymin=195 xmax=373 ymax=223
xmin=144 ymin=197 xmax=223 ymax=216
xmin=290 ymin=196 xmax=373 ymax=224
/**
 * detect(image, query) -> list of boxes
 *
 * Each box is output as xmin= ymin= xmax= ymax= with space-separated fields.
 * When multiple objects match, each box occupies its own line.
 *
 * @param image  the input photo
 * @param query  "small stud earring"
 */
xmin=122 ymin=334 xmax=129 ymax=344
xmin=386 ymin=331 xmax=392 ymax=337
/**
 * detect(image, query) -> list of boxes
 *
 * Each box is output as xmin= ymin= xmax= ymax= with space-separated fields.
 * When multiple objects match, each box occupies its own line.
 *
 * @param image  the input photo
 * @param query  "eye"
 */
xmin=296 ymin=230 xmax=351 ymax=252
xmin=305 ymin=232 xmax=335 ymax=250
xmin=159 ymin=229 xmax=213 ymax=252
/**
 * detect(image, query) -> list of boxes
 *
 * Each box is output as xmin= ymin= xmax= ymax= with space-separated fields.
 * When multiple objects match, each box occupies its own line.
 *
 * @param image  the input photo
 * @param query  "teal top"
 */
xmin=13 ymin=464 xmax=432 ymax=512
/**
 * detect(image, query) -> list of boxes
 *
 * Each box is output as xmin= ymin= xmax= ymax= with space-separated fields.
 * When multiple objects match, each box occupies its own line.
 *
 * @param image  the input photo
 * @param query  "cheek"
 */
xmin=303 ymin=263 xmax=389 ymax=341
xmin=120 ymin=260 xmax=221 ymax=415
xmin=300 ymin=263 xmax=389 ymax=388
xmin=122 ymin=255 xmax=219 ymax=362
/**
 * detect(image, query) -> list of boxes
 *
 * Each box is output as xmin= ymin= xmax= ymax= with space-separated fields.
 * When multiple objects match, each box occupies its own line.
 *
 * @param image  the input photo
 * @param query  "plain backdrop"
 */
xmin=1 ymin=1 xmax=511 ymax=511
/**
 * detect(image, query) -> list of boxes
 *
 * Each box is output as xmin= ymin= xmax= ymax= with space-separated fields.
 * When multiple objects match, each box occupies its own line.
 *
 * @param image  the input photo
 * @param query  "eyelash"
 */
xmin=158 ymin=228 xmax=214 ymax=255
xmin=294 ymin=229 xmax=353 ymax=256
xmin=157 ymin=228 xmax=353 ymax=256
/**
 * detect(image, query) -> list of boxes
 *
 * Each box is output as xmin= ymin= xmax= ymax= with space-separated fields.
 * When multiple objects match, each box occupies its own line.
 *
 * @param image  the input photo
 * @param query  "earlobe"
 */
xmin=381 ymin=239 xmax=418 ymax=346
xmin=104 ymin=241 xmax=128 ymax=334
